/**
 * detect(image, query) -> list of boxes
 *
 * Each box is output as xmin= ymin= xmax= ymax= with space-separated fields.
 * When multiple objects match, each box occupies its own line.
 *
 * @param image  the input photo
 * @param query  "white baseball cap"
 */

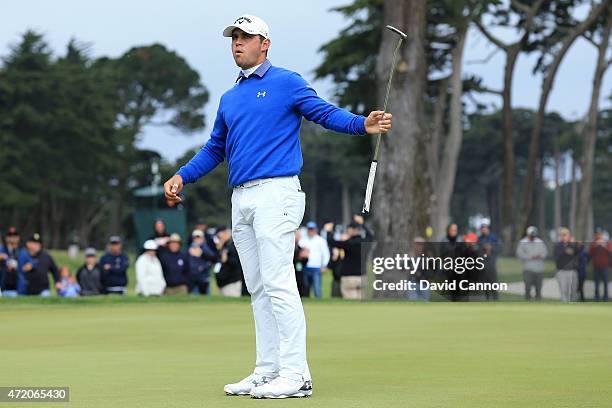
xmin=223 ymin=14 xmax=270 ymax=39
xmin=143 ymin=239 xmax=158 ymax=251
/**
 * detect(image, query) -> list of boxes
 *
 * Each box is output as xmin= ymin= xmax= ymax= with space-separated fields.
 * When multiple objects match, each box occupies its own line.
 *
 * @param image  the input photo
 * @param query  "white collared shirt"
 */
xmin=241 ymin=62 xmax=263 ymax=78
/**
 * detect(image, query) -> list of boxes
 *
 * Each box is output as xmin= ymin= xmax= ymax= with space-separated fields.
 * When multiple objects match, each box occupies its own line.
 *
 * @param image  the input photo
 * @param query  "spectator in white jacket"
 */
xmin=298 ymin=222 xmax=330 ymax=298
xmin=516 ymin=226 xmax=548 ymax=300
xmin=135 ymin=240 xmax=166 ymax=296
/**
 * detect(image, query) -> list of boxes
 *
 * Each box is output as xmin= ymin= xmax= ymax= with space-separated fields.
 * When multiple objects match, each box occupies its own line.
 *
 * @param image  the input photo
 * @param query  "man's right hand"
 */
xmin=164 ymin=174 xmax=184 ymax=207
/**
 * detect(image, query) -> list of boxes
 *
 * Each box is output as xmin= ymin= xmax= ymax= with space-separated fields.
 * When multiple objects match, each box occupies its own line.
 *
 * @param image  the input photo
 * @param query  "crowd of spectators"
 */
xmin=1 ymin=217 xmax=609 ymax=302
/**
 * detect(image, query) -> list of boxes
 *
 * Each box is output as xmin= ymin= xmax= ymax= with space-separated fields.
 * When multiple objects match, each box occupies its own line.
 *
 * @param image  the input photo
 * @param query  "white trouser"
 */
xmin=231 ymin=175 xmax=311 ymax=382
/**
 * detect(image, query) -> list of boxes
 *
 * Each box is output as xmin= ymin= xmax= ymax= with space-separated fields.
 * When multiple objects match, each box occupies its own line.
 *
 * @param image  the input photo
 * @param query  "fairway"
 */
xmin=1 ymin=298 xmax=611 ymax=408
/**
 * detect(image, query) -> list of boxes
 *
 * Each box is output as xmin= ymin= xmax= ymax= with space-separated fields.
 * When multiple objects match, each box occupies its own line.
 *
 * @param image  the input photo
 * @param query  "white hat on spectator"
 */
xmin=143 ymin=239 xmax=158 ymax=251
xmin=192 ymin=229 xmax=204 ymax=238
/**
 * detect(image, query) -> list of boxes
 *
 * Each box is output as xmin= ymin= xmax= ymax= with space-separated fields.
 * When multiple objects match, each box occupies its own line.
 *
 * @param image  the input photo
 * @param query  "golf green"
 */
xmin=1 ymin=298 xmax=611 ymax=407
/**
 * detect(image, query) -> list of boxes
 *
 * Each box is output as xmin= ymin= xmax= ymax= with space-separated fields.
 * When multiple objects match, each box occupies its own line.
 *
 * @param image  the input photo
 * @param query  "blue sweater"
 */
xmin=99 ymin=252 xmax=129 ymax=288
xmin=177 ymin=60 xmax=367 ymax=187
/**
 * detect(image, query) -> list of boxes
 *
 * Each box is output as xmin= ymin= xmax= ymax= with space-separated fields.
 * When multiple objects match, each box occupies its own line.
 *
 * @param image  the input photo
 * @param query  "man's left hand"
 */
xmin=364 ymin=111 xmax=392 ymax=135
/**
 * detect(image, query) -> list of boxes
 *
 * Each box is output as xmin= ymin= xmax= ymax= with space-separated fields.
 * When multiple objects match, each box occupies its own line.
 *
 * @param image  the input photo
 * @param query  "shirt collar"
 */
xmin=236 ymin=59 xmax=272 ymax=83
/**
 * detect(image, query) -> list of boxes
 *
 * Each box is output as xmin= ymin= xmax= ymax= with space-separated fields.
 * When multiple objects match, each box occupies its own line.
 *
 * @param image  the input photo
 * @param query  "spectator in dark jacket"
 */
xmin=149 ymin=219 xmax=170 ymax=256
xmin=323 ymin=215 xmax=373 ymax=299
xmin=76 ymin=247 xmax=104 ymax=296
xmin=100 ymin=236 xmax=129 ymax=295
xmin=188 ymin=229 xmax=218 ymax=295
xmin=478 ymin=222 xmax=500 ymax=300
xmin=187 ymin=218 xmax=216 ymax=249
xmin=159 ymin=233 xmax=190 ymax=295
xmin=1 ymin=227 xmax=23 ymax=296
xmin=439 ymin=223 xmax=466 ymax=301
xmin=215 ymin=227 xmax=244 ymax=297
xmin=589 ymin=228 xmax=611 ymax=301
xmin=18 ymin=233 xmax=59 ymax=296
xmin=293 ymin=229 xmax=309 ymax=297
xmin=554 ymin=228 xmax=581 ymax=302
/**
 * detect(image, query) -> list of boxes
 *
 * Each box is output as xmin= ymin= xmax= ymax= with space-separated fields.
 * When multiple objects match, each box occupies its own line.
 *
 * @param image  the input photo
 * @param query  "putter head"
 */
xmin=386 ymin=25 xmax=407 ymax=39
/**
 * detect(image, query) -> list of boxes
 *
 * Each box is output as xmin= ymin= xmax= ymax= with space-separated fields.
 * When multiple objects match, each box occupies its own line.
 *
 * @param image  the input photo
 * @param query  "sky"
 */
xmin=1 ymin=0 xmax=610 ymax=163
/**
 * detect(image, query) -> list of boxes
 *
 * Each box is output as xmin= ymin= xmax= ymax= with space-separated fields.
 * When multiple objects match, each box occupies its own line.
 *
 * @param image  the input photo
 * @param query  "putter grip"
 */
xmin=362 ymin=161 xmax=378 ymax=213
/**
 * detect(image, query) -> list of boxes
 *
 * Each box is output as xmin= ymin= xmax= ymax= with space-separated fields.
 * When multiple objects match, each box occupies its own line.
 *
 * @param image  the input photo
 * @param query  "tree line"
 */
xmin=0 ymin=31 xmax=207 ymax=248
xmin=0 ymin=0 xmax=610 ymax=250
xmin=312 ymin=0 xmax=611 ymax=253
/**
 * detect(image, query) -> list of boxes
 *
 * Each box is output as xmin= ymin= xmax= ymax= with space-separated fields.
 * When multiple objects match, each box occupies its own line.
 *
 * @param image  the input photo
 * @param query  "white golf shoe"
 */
xmin=250 ymin=376 xmax=313 ymax=399
xmin=223 ymin=373 xmax=275 ymax=396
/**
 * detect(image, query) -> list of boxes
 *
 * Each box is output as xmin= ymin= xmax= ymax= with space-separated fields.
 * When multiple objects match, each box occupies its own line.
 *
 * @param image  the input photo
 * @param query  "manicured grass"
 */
xmin=1 ymin=298 xmax=611 ymax=407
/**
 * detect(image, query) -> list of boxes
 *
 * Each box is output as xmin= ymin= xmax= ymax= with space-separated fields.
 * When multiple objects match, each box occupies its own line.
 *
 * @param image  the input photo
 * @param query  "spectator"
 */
xmin=150 ymin=219 xmax=170 ymax=255
xmin=18 ymin=233 xmax=59 ymax=296
xmin=554 ymin=227 xmax=580 ymax=302
xmin=293 ymin=229 xmax=309 ymax=297
xmin=327 ymin=241 xmax=343 ymax=299
xmin=323 ymin=215 xmax=372 ymax=300
xmin=408 ymin=237 xmax=430 ymax=301
xmin=478 ymin=222 xmax=500 ymax=300
xmin=440 ymin=223 xmax=463 ymax=301
xmin=135 ymin=240 xmax=166 ymax=296
xmin=214 ymin=227 xmax=244 ymax=297
xmin=159 ymin=233 xmax=190 ymax=295
xmin=188 ymin=229 xmax=218 ymax=295
xmin=100 ymin=236 xmax=129 ymax=295
xmin=187 ymin=218 xmax=215 ymax=249
xmin=577 ymin=246 xmax=589 ymax=302
xmin=76 ymin=247 xmax=104 ymax=296
xmin=55 ymin=266 xmax=81 ymax=297
xmin=589 ymin=227 xmax=611 ymax=301
xmin=516 ymin=226 xmax=548 ymax=300
xmin=0 ymin=227 xmax=23 ymax=297
xmin=299 ymin=222 xmax=330 ymax=298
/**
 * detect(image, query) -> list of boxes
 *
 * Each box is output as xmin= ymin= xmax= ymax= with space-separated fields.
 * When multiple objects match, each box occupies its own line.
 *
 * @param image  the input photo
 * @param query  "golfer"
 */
xmin=164 ymin=14 xmax=392 ymax=399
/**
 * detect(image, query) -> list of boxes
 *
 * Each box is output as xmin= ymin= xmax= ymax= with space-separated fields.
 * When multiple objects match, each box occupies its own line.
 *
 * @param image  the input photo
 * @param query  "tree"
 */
xmin=100 ymin=44 xmax=209 ymax=233
xmin=577 ymin=2 xmax=611 ymax=240
xmin=372 ymin=0 xmax=429 ymax=268
xmin=428 ymin=0 xmax=482 ymax=239
xmin=474 ymin=0 xmax=546 ymax=250
xmin=520 ymin=0 xmax=609 ymax=234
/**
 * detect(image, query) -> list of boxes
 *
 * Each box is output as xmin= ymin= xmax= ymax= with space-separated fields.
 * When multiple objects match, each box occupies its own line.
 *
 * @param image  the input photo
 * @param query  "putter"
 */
xmin=362 ymin=25 xmax=407 ymax=214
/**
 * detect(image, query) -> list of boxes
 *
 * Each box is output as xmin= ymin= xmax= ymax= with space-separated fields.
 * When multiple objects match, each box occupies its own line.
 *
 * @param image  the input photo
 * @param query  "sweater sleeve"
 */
xmin=176 ymin=104 xmax=228 ymax=184
xmin=289 ymin=72 xmax=367 ymax=135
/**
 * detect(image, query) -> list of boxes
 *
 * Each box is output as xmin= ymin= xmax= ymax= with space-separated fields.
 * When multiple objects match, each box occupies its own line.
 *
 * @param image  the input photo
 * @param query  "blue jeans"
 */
xmin=594 ymin=268 xmax=609 ymax=301
xmin=39 ymin=289 xmax=50 ymax=297
xmin=408 ymin=283 xmax=430 ymax=301
xmin=303 ymin=267 xmax=322 ymax=298
xmin=1 ymin=290 xmax=18 ymax=297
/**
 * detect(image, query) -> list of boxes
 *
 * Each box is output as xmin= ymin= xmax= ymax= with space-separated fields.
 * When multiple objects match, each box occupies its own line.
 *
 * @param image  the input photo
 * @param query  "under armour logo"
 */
xmin=257 ymin=91 xmax=266 ymax=98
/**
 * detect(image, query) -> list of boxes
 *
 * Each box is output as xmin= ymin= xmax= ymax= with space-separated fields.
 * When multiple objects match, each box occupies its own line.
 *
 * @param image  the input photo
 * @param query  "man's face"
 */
xmin=7 ymin=235 xmax=19 ymax=246
xmin=560 ymin=231 xmax=570 ymax=243
xmin=448 ymin=224 xmax=458 ymax=238
xmin=110 ymin=243 xmax=122 ymax=254
xmin=218 ymin=230 xmax=231 ymax=242
xmin=169 ymin=241 xmax=181 ymax=252
xmin=231 ymin=29 xmax=269 ymax=69
xmin=307 ymin=228 xmax=316 ymax=237
xmin=595 ymin=231 xmax=604 ymax=240
xmin=192 ymin=236 xmax=204 ymax=246
xmin=86 ymin=255 xmax=96 ymax=266
xmin=480 ymin=226 xmax=489 ymax=236
xmin=155 ymin=221 xmax=165 ymax=234
xmin=26 ymin=241 xmax=41 ymax=254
